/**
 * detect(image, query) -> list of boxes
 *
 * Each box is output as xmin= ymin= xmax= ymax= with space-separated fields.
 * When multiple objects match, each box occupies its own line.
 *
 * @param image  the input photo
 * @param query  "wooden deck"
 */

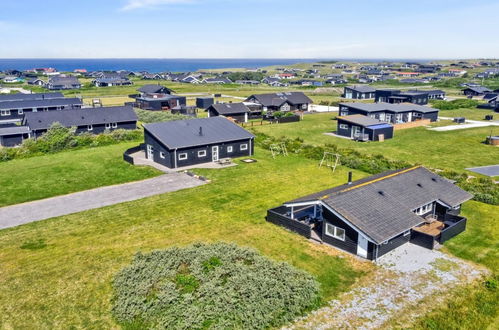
xmin=413 ymin=221 xmax=445 ymax=236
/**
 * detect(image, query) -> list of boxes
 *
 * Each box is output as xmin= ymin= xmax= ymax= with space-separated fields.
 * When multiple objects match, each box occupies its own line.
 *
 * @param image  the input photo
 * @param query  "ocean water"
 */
xmin=0 ymin=58 xmax=321 ymax=73
xmin=0 ymin=58 xmax=434 ymax=73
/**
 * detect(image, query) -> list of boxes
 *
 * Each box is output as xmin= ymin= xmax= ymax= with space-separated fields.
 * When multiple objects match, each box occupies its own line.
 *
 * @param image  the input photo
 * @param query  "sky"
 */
xmin=1 ymin=0 xmax=498 ymax=59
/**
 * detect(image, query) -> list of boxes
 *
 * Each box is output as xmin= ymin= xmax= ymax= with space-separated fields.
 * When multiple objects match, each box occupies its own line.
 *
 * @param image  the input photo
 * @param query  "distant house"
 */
xmin=27 ymin=78 xmax=46 ymax=86
xmin=343 ymin=85 xmax=376 ymax=99
xmin=0 ymin=92 xmax=64 ymax=102
xmin=375 ymin=89 xmax=429 ymax=105
xmin=205 ymin=103 xmax=250 ymax=122
xmin=409 ymin=89 xmax=445 ymax=100
xmin=245 ymin=92 xmax=313 ymax=113
xmin=0 ymin=124 xmax=30 ymax=147
xmin=142 ymin=73 xmax=163 ymax=80
xmin=262 ymin=77 xmax=287 ymax=87
xmin=3 ymin=76 xmax=23 ymax=83
xmin=202 ymin=77 xmax=232 ymax=84
xmin=0 ymin=97 xmax=83 ymax=121
xmin=339 ymin=102 xmax=439 ymax=123
xmin=336 ymin=115 xmax=393 ymax=141
xmin=462 ymin=86 xmax=492 ymax=97
xmin=93 ymin=77 xmax=133 ymax=87
xmin=137 ymin=84 xmax=174 ymax=96
xmin=267 ymin=166 xmax=472 ymax=260
xmin=235 ymin=80 xmax=260 ymax=85
xmin=143 ymin=117 xmax=255 ymax=169
xmin=23 ymin=106 xmax=137 ymax=138
xmin=134 ymin=94 xmax=186 ymax=111
xmin=47 ymin=76 xmax=81 ymax=90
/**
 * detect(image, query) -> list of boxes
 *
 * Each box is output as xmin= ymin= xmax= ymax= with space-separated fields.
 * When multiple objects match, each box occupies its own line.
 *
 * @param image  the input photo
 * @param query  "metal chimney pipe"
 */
xmin=199 ymin=126 xmax=203 ymax=136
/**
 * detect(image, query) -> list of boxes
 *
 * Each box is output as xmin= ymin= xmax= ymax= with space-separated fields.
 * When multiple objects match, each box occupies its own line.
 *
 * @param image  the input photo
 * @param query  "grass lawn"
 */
xmin=438 ymin=107 xmax=497 ymax=121
xmin=0 ymin=143 xmax=161 ymax=207
xmin=251 ymin=113 xmax=499 ymax=172
xmin=0 ymin=149 xmax=372 ymax=328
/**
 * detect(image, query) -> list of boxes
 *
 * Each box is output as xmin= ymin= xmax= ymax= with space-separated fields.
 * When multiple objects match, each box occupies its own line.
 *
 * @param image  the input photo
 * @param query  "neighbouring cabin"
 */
xmin=375 ymin=89 xmax=429 ymax=105
xmin=47 ymin=76 xmax=81 ymax=90
xmin=462 ymin=86 xmax=491 ymax=97
xmin=245 ymin=92 xmax=312 ymax=113
xmin=22 ymin=105 xmax=137 ymax=138
xmin=0 ymin=124 xmax=30 ymax=147
xmin=267 ymin=166 xmax=472 ymax=261
xmin=137 ymin=84 xmax=173 ymax=96
xmin=343 ymin=85 xmax=376 ymax=99
xmin=0 ymin=97 xmax=83 ymax=122
xmin=0 ymin=92 xmax=64 ymax=102
xmin=205 ymin=103 xmax=250 ymax=123
xmin=134 ymin=94 xmax=187 ymax=111
xmin=339 ymin=102 xmax=439 ymax=123
xmin=92 ymin=77 xmax=133 ymax=87
xmin=27 ymin=78 xmax=46 ymax=86
xmin=143 ymin=117 xmax=254 ymax=169
xmin=336 ymin=114 xmax=393 ymax=141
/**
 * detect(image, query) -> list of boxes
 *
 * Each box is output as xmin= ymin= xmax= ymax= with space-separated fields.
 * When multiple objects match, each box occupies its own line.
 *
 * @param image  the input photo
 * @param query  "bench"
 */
xmin=218 ymin=158 xmax=232 ymax=166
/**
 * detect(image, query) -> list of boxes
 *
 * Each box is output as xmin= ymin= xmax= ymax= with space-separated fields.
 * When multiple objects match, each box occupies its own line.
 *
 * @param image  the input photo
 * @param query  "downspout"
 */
xmin=174 ymin=149 xmax=178 ymax=168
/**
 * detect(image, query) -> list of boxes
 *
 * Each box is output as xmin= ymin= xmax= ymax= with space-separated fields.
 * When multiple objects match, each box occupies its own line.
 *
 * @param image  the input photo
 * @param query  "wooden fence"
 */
xmin=393 ymin=119 xmax=431 ymax=130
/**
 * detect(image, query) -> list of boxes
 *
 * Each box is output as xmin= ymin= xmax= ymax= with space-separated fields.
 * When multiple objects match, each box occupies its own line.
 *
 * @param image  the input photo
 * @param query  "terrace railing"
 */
xmin=439 ymin=215 xmax=467 ymax=244
xmin=266 ymin=206 xmax=312 ymax=239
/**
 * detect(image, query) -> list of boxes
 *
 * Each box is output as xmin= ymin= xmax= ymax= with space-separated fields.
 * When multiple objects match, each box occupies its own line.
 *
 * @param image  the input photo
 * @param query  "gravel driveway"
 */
xmin=286 ymin=243 xmax=485 ymax=329
xmin=0 ymin=173 xmax=206 ymax=230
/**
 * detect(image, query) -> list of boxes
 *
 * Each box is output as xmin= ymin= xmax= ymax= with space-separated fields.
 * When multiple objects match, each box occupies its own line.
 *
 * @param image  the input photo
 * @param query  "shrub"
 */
xmin=112 ymin=243 xmax=320 ymax=329
xmin=135 ymin=109 xmax=191 ymax=123
xmin=430 ymin=99 xmax=480 ymax=110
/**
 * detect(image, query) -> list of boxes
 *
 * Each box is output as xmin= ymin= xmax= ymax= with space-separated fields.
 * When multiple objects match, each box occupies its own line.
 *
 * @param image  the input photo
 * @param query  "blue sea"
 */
xmin=0 ymin=58 xmax=434 ymax=73
xmin=0 ymin=58 xmax=323 ymax=73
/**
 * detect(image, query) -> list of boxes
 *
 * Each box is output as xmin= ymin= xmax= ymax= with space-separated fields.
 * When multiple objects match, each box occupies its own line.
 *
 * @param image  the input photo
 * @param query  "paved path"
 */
xmin=0 ymin=173 xmax=206 ymax=230
xmin=431 ymin=117 xmax=499 ymax=131
xmin=286 ymin=244 xmax=485 ymax=329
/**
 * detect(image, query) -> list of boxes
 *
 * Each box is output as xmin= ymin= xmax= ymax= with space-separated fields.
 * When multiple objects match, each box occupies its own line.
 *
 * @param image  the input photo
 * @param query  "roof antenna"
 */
xmin=199 ymin=126 xmax=203 ymax=136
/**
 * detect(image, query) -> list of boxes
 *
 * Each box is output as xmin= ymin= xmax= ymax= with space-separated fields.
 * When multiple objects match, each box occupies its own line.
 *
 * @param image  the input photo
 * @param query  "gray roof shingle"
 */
xmin=0 ymin=98 xmax=83 ymax=110
xmin=337 ymin=114 xmax=389 ymax=127
xmin=346 ymin=85 xmax=376 ymax=93
xmin=23 ymin=106 xmax=137 ymax=130
xmin=0 ymin=92 xmax=64 ymax=103
xmin=144 ymin=117 xmax=254 ymax=149
xmin=286 ymin=166 xmax=472 ymax=244
xmin=246 ymin=92 xmax=313 ymax=107
xmin=207 ymin=103 xmax=250 ymax=115
xmin=0 ymin=125 xmax=30 ymax=136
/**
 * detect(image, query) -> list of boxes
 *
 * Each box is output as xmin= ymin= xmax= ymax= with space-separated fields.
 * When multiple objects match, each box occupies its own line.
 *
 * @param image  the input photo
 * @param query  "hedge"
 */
xmin=135 ymin=109 xmax=192 ymax=123
xmin=253 ymin=132 xmax=498 ymax=205
xmin=0 ymin=123 xmax=143 ymax=162
xmin=430 ymin=99 xmax=480 ymax=110
xmin=112 ymin=243 xmax=320 ymax=329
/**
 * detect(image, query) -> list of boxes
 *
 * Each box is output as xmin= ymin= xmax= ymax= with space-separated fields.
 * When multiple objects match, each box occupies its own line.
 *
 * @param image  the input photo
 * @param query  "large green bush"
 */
xmin=135 ymin=109 xmax=191 ymax=123
xmin=430 ymin=99 xmax=480 ymax=110
xmin=112 ymin=243 xmax=320 ymax=329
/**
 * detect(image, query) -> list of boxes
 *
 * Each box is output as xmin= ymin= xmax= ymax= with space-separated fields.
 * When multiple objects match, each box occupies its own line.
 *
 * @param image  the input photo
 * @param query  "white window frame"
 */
xmin=339 ymin=124 xmax=349 ymax=129
xmin=240 ymin=144 xmax=248 ymax=151
xmin=160 ymin=152 xmax=165 ymax=159
xmin=105 ymin=123 xmax=111 ymax=129
xmin=112 ymin=122 xmax=117 ymax=128
xmin=87 ymin=125 xmax=93 ymax=131
xmin=1 ymin=110 xmax=11 ymax=116
xmin=325 ymin=223 xmax=346 ymax=241
xmin=178 ymin=153 xmax=188 ymax=160
xmin=197 ymin=150 xmax=207 ymax=157
xmin=18 ymin=109 xmax=23 ymax=115
xmin=227 ymin=146 xmax=233 ymax=153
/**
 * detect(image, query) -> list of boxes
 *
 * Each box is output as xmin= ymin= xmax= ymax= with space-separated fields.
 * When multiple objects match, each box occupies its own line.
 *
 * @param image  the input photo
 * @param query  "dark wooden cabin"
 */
xmin=339 ymin=102 xmax=439 ymax=123
xmin=267 ymin=167 xmax=472 ymax=260
xmin=337 ymin=115 xmax=394 ymax=141
xmin=143 ymin=117 xmax=254 ymax=169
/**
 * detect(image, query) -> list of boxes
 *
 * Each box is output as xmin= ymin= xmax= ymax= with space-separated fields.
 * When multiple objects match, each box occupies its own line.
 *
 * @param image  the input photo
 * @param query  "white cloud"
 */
xmin=121 ymin=0 xmax=195 ymax=11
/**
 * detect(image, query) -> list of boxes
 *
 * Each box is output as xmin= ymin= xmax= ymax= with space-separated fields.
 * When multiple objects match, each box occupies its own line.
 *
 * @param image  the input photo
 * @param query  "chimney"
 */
xmin=347 ymin=171 xmax=353 ymax=185
xmin=199 ymin=126 xmax=203 ymax=136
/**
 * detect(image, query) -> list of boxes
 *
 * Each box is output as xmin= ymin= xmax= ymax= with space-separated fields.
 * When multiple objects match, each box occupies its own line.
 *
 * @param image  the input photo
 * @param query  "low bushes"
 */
xmin=430 ymin=99 xmax=480 ymax=110
xmin=0 ymin=123 xmax=142 ymax=162
xmin=135 ymin=109 xmax=192 ymax=123
xmin=112 ymin=243 xmax=320 ymax=329
xmin=253 ymin=132 xmax=498 ymax=205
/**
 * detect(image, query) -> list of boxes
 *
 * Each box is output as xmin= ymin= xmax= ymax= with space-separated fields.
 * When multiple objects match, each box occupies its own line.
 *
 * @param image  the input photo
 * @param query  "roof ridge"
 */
xmin=319 ymin=166 xmax=422 ymax=199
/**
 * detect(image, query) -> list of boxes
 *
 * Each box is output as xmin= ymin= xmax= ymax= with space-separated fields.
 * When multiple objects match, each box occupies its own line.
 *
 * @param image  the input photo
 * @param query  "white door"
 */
xmin=357 ymin=234 xmax=368 ymax=258
xmin=212 ymin=146 xmax=219 ymax=162
xmin=352 ymin=126 xmax=361 ymax=138
xmin=147 ymin=144 xmax=154 ymax=159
